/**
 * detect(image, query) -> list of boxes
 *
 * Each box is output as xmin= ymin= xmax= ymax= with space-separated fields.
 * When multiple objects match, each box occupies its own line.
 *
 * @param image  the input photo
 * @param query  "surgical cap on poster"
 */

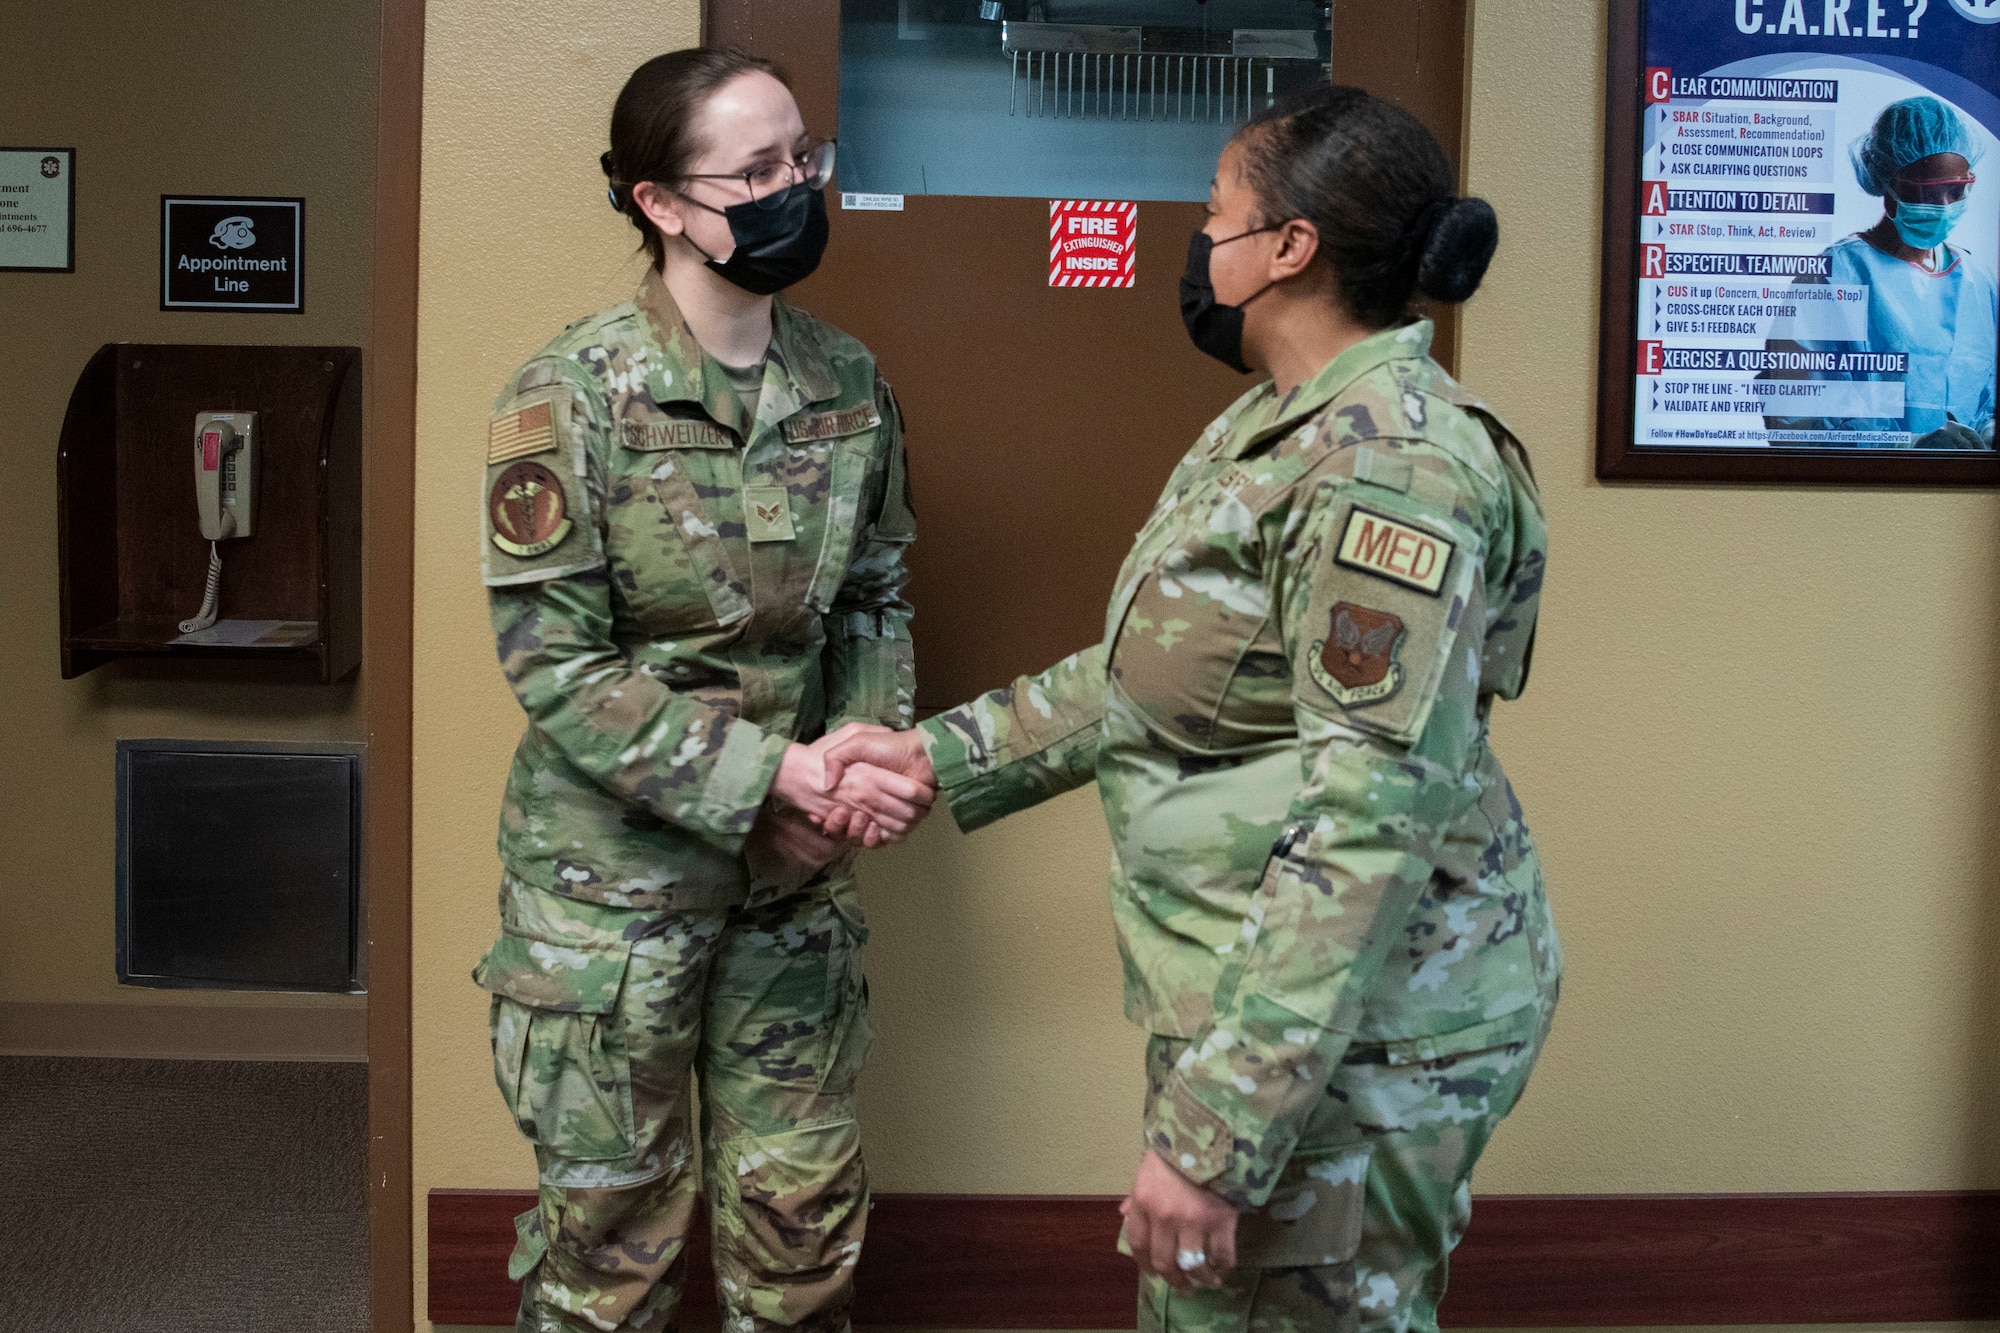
xmin=1851 ymin=96 xmax=1982 ymax=196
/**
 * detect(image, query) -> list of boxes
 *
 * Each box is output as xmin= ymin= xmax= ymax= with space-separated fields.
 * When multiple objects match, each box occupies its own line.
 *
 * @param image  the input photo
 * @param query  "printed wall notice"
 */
xmin=1633 ymin=1 xmax=2000 ymax=451
xmin=1050 ymin=200 xmax=1136 ymax=288
xmin=0 ymin=148 xmax=74 ymax=272
xmin=161 ymin=197 xmax=303 ymax=313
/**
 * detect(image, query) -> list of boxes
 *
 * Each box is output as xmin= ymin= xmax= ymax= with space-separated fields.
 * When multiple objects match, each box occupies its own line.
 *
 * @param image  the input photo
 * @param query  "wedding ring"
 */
xmin=1176 ymin=1248 xmax=1207 ymax=1271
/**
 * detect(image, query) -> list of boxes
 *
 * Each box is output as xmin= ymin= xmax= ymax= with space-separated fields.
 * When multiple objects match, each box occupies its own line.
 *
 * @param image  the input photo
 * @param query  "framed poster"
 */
xmin=0 ymin=147 xmax=75 ymax=272
xmin=1598 ymin=0 xmax=2000 ymax=484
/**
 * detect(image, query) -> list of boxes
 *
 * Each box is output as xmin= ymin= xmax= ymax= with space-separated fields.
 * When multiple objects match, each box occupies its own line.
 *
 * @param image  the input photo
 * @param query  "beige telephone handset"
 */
xmin=178 ymin=411 xmax=257 ymax=634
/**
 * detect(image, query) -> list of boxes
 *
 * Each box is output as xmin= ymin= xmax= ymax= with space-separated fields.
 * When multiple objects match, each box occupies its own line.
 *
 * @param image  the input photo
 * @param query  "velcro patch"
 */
xmin=488 ymin=460 xmax=573 ymax=558
xmin=781 ymin=403 xmax=881 ymax=444
xmin=743 ymin=486 xmax=796 ymax=542
xmin=1310 ymin=602 xmax=1405 ymax=706
xmin=488 ymin=400 xmax=556 ymax=464
xmin=621 ymin=418 xmax=735 ymax=451
xmin=1335 ymin=507 xmax=1454 ymax=596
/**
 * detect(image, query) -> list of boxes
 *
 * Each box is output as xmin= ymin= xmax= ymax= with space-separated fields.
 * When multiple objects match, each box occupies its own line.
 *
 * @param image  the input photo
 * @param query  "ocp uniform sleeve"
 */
xmin=822 ymin=376 xmax=917 ymax=732
xmin=1142 ymin=468 xmax=1486 ymax=1208
xmin=481 ymin=363 xmax=606 ymax=586
xmin=483 ymin=363 xmax=790 ymax=851
xmin=918 ymin=644 xmax=1107 ymax=832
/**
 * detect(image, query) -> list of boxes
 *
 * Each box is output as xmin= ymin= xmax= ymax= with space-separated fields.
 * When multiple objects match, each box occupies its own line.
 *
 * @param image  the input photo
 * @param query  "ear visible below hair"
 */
xmin=631 ymin=181 xmax=686 ymax=238
xmin=1268 ymin=216 xmax=1324 ymax=281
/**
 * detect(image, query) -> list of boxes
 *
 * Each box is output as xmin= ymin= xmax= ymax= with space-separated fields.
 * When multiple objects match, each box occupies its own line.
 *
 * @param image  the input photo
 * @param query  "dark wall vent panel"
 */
xmin=116 ymin=740 xmax=364 ymax=992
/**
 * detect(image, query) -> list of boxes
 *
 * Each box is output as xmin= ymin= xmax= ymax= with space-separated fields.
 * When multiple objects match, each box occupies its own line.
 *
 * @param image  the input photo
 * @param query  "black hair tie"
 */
xmin=601 ymin=151 xmax=625 ymax=213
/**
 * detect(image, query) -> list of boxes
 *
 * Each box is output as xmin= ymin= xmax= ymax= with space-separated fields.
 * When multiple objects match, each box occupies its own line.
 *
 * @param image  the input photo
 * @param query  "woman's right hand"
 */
xmin=816 ymin=725 xmax=937 ymax=844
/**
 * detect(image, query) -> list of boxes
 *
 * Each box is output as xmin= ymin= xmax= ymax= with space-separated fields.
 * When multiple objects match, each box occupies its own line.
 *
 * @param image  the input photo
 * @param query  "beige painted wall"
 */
xmin=0 ymin=0 xmax=378 ymax=1034
xmin=411 ymin=0 xmax=2000 ymax=1323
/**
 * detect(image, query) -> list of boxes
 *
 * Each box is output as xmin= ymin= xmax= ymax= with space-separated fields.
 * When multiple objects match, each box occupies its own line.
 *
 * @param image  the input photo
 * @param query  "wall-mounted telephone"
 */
xmin=178 ymin=411 xmax=257 ymax=633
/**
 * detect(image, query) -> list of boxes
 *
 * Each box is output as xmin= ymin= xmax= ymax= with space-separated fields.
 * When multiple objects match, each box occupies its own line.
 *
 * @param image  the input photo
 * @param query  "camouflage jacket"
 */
xmin=482 ymin=271 xmax=915 ymax=910
xmin=918 ymin=321 xmax=1555 ymax=1207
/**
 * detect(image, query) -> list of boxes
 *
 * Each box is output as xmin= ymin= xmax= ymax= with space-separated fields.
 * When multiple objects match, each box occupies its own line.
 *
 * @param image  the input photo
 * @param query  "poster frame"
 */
xmin=1595 ymin=0 xmax=2000 ymax=486
xmin=0 ymin=146 xmax=76 ymax=274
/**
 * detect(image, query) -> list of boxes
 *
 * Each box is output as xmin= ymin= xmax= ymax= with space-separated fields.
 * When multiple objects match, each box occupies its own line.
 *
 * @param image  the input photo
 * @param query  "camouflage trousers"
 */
xmin=1136 ymin=995 xmax=1555 ymax=1333
xmin=476 ymin=874 xmax=875 ymax=1333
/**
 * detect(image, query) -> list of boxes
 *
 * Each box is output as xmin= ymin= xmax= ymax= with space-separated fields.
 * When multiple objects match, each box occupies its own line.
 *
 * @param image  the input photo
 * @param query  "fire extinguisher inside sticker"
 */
xmin=1049 ymin=200 xmax=1136 ymax=289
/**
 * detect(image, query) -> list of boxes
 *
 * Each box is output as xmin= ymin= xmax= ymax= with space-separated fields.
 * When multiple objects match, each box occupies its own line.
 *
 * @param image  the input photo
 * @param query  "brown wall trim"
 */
xmin=0 ymin=1001 xmax=365 ymax=1061
xmin=366 ymin=1 xmax=424 ymax=1331
xmin=429 ymin=1188 xmax=2000 ymax=1327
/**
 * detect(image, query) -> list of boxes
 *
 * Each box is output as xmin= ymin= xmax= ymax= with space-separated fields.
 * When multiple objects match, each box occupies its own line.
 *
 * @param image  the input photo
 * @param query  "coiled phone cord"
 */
xmin=179 ymin=542 xmax=224 ymax=635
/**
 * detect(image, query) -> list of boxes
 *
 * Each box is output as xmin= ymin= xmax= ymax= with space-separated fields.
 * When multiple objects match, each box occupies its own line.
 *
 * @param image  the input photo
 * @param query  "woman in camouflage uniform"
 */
xmin=823 ymin=85 xmax=1560 ymax=1332
xmin=473 ymin=50 xmax=929 ymax=1333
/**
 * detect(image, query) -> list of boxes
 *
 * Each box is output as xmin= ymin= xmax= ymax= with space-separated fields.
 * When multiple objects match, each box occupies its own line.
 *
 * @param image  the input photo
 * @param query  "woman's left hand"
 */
xmin=747 ymin=800 xmax=847 ymax=872
xmin=1121 ymin=1149 xmax=1239 ymax=1291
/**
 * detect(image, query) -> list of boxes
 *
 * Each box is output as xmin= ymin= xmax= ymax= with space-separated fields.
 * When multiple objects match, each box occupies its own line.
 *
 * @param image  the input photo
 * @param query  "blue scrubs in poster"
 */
xmin=1634 ymin=0 xmax=2000 ymax=449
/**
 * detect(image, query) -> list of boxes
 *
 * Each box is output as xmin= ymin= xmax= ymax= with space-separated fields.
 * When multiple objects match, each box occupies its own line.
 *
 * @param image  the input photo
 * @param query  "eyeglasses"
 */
xmin=1891 ymin=172 xmax=1975 ymax=206
xmin=676 ymin=139 xmax=837 ymax=210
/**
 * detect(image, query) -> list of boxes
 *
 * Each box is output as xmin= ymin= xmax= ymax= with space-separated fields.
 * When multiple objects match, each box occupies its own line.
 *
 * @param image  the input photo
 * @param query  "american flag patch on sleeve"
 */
xmin=488 ymin=399 xmax=556 ymax=464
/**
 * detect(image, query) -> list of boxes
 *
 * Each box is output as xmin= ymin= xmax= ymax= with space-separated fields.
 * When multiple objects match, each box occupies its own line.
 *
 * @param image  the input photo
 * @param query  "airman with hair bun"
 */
xmin=820 ymin=84 xmax=1561 ymax=1333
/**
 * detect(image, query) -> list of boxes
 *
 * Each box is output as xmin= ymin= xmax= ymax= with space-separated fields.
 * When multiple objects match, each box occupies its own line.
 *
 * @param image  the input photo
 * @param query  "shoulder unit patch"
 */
xmin=488 ymin=459 xmax=573 ymax=558
xmin=1310 ymin=602 xmax=1405 ymax=706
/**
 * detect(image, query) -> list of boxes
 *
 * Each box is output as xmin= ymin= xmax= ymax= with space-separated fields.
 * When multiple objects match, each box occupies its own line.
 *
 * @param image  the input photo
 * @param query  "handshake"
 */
xmin=752 ymin=722 xmax=941 ymax=873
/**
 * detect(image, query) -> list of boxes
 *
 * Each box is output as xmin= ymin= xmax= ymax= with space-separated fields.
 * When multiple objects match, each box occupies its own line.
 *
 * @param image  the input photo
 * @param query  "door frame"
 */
xmin=365 ymin=0 xmax=423 ymax=1328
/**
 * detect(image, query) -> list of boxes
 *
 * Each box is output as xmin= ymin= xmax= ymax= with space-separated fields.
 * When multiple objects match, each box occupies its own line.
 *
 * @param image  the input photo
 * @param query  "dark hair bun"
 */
xmin=1416 ymin=197 xmax=1498 ymax=304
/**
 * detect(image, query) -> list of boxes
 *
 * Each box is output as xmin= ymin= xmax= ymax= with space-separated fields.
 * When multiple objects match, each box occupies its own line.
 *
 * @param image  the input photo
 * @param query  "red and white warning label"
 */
xmin=1049 ymin=200 xmax=1135 ymax=288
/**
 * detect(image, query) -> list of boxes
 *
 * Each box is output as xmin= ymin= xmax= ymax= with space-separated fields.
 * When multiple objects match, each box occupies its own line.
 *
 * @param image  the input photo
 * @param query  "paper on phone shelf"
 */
xmin=170 ymin=619 xmax=318 ymax=647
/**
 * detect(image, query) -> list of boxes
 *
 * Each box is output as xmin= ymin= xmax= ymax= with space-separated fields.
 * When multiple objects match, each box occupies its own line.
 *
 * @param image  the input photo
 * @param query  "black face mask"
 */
xmin=680 ymin=183 xmax=829 ymax=295
xmin=1178 ymin=227 xmax=1277 ymax=373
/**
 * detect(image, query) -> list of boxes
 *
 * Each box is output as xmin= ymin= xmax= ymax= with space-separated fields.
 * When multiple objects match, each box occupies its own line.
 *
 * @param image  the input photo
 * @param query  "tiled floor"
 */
xmin=0 ymin=1055 xmax=366 ymax=1332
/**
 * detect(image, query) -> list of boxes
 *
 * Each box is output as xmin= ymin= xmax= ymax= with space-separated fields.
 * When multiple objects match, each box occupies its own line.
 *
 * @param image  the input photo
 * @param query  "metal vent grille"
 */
xmin=1003 ymin=21 xmax=1321 ymax=120
xmin=116 ymin=740 xmax=364 ymax=993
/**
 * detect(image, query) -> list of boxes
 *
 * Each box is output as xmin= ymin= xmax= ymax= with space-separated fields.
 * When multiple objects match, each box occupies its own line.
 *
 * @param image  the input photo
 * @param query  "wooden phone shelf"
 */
xmin=57 ymin=344 xmax=362 ymax=681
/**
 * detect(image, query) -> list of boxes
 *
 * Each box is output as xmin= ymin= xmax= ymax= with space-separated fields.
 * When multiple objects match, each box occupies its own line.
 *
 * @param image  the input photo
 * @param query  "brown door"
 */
xmin=708 ymin=0 xmax=1466 ymax=709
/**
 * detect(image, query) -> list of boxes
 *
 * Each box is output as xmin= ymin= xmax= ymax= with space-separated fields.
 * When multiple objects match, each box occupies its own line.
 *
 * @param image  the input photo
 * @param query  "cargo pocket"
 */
xmin=1235 ymin=1141 xmax=1373 ymax=1269
xmin=476 ymin=928 xmax=638 ymax=1165
xmin=816 ymin=880 xmax=875 ymax=1095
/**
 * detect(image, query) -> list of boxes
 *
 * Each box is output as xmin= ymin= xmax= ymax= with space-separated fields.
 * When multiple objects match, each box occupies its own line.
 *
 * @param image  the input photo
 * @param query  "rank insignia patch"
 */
xmin=1310 ymin=602 xmax=1405 ymax=706
xmin=487 ymin=399 xmax=556 ymax=464
xmin=488 ymin=460 xmax=573 ymax=557
xmin=743 ymin=485 xmax=796 ymax=542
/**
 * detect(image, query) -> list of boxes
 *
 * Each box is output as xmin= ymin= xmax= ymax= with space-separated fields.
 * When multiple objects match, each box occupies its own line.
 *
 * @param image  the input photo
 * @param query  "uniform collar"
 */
xmin=1224 ymin=318 xmax=1436 ymax=458
xmin=633 ymin=269 xmax=840 ymax=441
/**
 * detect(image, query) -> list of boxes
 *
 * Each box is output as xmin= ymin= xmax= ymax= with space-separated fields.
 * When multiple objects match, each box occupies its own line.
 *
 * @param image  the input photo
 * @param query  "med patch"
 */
xmin=1336 ymin=506 xmax=1454 ymax=595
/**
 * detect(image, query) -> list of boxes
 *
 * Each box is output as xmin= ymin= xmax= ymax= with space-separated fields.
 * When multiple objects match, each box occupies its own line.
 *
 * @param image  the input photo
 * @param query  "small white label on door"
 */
xmin=841 ymin=193 xmax=905 ymax=211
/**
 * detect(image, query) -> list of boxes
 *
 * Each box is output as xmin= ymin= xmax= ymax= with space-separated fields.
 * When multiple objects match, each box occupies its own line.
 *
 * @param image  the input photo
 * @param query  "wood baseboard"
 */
xmin=428 ymin=1187 xmax=2000 ymax=1327
xmin=0 ymin=1001 xmax=366 ymax=1062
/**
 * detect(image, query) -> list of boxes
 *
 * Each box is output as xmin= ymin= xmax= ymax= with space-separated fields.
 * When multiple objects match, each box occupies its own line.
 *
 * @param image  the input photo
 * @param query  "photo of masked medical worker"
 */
xmin=1765 ymin=95 xmax=1999 ymax=449
xmin=470 ymin=47 xmax=929 ymax=1333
